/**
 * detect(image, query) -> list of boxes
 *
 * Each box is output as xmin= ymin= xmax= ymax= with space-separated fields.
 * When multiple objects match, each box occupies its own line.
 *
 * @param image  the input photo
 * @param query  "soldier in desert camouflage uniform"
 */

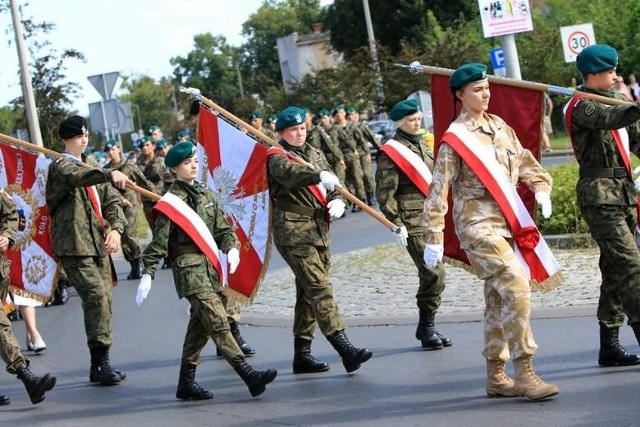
xmin=46 ymin=115 xmax=129 ymax=386
xmin=135 ymin=141 xmax=277 ymax=400
xmin=565 ymin=44 xmax=640 ymax=367
xmin=375 ymin=99 xmax=450 ymax=351
xmin=268 ymin=106 xmax=372 ymax=374
xmin=0 ymin=189 xmax=56 ymax=405
xmin=422 ymin=64 xmax=558 ymax=401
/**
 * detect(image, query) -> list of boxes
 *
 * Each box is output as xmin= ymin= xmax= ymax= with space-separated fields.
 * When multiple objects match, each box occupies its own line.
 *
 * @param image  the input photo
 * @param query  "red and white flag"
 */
xmin=0 ymin=144 xmax=58 ymax=303
xmin=196 ymin=106 xmax=271 ymax=301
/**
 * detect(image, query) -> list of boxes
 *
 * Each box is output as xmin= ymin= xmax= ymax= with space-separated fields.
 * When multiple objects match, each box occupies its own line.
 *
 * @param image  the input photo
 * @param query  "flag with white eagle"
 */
xmin=196 ymin=106 xmax=272 ymax=301
xmin=0 ymin=144 xmax=58 ymax=303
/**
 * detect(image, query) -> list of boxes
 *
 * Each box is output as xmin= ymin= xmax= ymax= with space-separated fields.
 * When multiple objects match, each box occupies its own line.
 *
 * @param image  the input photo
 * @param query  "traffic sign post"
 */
xmin=560 ymin=23 xmax=596 ymax=63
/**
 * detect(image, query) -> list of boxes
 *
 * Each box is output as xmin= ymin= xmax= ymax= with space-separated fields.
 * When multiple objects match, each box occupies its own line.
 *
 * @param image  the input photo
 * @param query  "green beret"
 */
xmin=147 ymin=124 xmax=161 ymax=135
xmin=275 ymin=106 xmax=306 ymax=132
xmin=249 ymin=111 xmax=263 ymax=120
xmin=267 ymin=114 xmax=278 ymax=123
xmin=174 ymin=128 xmax=191 ymax=141
xmin=165 ymin=141 xmax=197 ymax=167
xmin=576 ymin=44 xmax=618 ymax=74
xmin=59 ymin=115 xmax=87 ymax=139
xmin=103 ymin=139 xmax=117 ymax=152
xmin=449 ymin=63 xmax=488 ymax=90
xmin=155 ymin=138 xmax=168 ymax=149
xmin=389 ymin=99 xmax=420 ymax=121
xmin=331 ymin=104 xmax=345 ymax=116
xmin=345 ymin=106 xmax=356 ymax=114
xmin=316 ymin=108 xmax=330 ymax=118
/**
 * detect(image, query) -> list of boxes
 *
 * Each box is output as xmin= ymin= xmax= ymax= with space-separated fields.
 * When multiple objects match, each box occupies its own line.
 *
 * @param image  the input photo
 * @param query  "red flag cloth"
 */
xmin=430 ymin=73 xmax=543 ymax=265
xmin=0 ymin=145 xmax=58 ymax=303
xmin=196 ymin=107 xmax=272 ymax=301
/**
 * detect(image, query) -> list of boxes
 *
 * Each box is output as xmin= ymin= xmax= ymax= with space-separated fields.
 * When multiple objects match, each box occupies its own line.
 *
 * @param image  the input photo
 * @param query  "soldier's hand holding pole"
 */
xmin=327 ymin=199 xmax=346 ymax=219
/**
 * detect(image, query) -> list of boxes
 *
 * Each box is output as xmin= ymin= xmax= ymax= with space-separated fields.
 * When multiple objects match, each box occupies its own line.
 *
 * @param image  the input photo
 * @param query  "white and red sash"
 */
xmin=563 ymin=95 xmax=631 ymax=176
xmin=266 ymin=146 xmax=329 ymax=213
xmin=442 ymin=123 xmax=562 ymax=285
xmin=379 ymin=139 xmax=432 ymax=196
xmin=152 ymin=192 xmax=223 ymax=281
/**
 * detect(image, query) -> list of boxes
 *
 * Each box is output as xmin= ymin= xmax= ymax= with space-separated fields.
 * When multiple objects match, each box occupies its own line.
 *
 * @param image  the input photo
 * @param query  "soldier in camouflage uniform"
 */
xmin=46 ymin=115 xmax=129 ymax=386
xmin=136 ymin=136 xmax=165 ymax=226
xmin=0 ymin=189 xmax=56 ymax=405
xmin=268 ymin=106 xmax=372 ymax=374
xmin=315 ymin=108 xmax=346 ymax=185
xmin=136 ymin=141 xmax=277 ymax=400
xmin=249 ymin=111 xmax=277 ymax=141
xmin=423 ymin=64 xmax=558 ymax=400
xmin=565 ymin=44 xmax=640 ymax=367
xmin=104 ymin=139 xmax=154 ymax=280
xmin=375 ymin=99 xmax=450 ymax=351
xmin=327 ymin=105 xmax=366 ymax=210
xmin=346 ymin=106 xmax=377 ymax=206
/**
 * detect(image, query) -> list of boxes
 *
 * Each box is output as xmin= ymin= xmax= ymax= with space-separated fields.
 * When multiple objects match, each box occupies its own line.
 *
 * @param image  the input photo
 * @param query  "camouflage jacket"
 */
xmin=308 ymin=125 xmax=343 ymax=161
xmin=347 ymin=121 xmax=372 ymax=155
xmin=104 ymin=157 xmax=154 ymax=205
xmin=375 ymin=130 xmax=435 ymax=236
xmin=0 ymin=190 xmax=18 ymax=282
xmin=141 ymin=180 xmax=239 ymax=298
xmin=568 ymin=87 xmax=640 ymax=207
xmin=358 ymin=121 xmax=381 ymax=149
xmin=326 ymin=124 xmax=358 ymax=160
xmin=46 ymin=155 xmax=126 ymax=257
xmin=423 ymin=111 xmax=552 ymax=246
xmin=268 ymin=141 xmax=342 ymax=247
xmin=136 ymin=154 xmax=166 ymax=199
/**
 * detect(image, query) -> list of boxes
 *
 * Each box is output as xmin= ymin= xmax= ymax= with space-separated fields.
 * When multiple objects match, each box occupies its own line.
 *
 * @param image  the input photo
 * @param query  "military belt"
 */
xmin=579 ymin=167 xmax=628 ymax=179
xmin=276 ymin=201 xmax=326 ymax=219
xmin=171 ymin=244 xmax=201 ymax=257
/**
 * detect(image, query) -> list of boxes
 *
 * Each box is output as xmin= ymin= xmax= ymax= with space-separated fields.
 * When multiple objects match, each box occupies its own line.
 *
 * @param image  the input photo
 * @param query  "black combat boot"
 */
xmin=293 ymin=337 xmax=330 ymax=374
xmin=0 ymin=394 xmax=10 ymax=405
xmin=89 ymin=347 xmax=126 ymax=386
xmin=598 ymin=322 xmax=640 ymax=366
xmin=632 ymin=323 xmax=640 ymax=346
xmin=327 ymin=331 xmax=372 ymax=373
xmin=366 ymin=192 xmax=376 ymax=206
xmin=234 ymin=362 xmax=277 ymax=397
xmin=175 ymin=363 xmax=213 ymax=400
xmin=16 ymin=365 xmax=56 ymax=404
xmin=415 ymin=309 xmax=445 ymax=350
xmin=230 ymin=321 xmax=255 ymax=356
xmin=162 ymin=257 xmax=172 ymax=269
xmin=127 ymin=258 xmax=143 ymax=280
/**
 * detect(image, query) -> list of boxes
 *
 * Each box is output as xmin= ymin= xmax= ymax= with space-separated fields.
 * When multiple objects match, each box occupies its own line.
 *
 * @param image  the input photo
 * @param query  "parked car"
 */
xmin=365 ymin=120 xmax=395 ymax=156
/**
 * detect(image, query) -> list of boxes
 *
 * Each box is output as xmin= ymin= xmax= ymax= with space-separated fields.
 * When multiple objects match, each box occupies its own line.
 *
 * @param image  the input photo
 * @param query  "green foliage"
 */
xmin=0 ymin=106 xmax=21 ymax=134
xmin=537 ymin=162 xmax=588 ymax=235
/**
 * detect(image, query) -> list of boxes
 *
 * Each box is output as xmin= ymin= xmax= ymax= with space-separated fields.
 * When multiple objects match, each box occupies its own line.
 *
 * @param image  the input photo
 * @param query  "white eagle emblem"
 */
xmin=211 ymin=166 xmax=246 ymax=224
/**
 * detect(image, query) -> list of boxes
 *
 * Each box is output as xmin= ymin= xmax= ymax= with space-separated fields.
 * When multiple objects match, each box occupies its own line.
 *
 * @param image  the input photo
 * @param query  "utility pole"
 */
xmin=10 ymin=0 xmax=43 ymax=147
xmin=362 ymin=0 xmax=385 ymax=106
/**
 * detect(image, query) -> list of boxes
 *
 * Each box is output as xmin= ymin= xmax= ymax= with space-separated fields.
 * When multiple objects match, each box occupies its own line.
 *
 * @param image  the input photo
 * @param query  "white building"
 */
xmin=276 ymin=23 xmax=342 ymax=93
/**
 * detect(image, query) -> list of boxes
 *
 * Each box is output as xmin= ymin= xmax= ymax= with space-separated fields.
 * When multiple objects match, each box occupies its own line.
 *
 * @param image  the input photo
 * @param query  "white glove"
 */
xmin=228 ymin=248 xmax=240 ymax=274
xmin=535 ymin=191 xmax=552 ymax=219
xmin=634 ymin=166 xmax=640 ymax=193
xmin=327 ymin=199 xmax=346 ymax=219
xmin=136 ymin=274 xmax=152 ymax=306
xmin=394 ymin=226 xmax=408 ymax=247
xmin=423 ymin=243 xmax=444 ymax=268
xmin=319 ymin=171 xmax=341 ymax=191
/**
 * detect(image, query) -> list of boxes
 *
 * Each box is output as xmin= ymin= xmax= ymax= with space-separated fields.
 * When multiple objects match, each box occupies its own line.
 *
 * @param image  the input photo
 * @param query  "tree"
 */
xmin=0 ymin=106 xmax=21 ymax=135
xmin=1 ymin=1 xmax=85 ymax=149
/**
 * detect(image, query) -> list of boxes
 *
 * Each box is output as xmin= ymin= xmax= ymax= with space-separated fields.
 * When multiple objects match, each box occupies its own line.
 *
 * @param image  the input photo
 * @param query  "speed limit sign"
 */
xmin=561 ymin=23 xmax=596 ymax=63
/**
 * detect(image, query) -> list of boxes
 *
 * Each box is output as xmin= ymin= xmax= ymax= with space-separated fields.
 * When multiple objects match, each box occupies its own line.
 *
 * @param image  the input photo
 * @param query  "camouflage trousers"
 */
xmin=60 ymin=255 xmax=114 ymax=349
xmin=182 ymin=290 xmax=244 ymax=367
xmin=406 ymin=234 xmax=445 ymax=312
xmin=220 ymin=292 xmax=242 ymax=323
xmin=277 ymin=244 xmax=346 ymax=341
xmin=325 ymin=153 xmax=346 ymax=186
xmin=0 ymin=278 xmax=28 ymax=374
xmin=142 ymin=200 xmax=156 ymax=232
xmin=121 ymin=203 xmax=142 ymax=262
xmin=581 ymin=204 xmax=640 ymax=326
xmin=463 ymin=234 xmax=538 ymax=362
xmin=342 ymin=153 xmax=366 ymax=201
xmin=359 ymin=151 xmax=376 ymax=193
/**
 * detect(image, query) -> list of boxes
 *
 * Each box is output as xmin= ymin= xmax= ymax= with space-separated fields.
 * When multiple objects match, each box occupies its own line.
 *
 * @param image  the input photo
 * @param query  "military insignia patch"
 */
xmin=584 ymin=103 xmax=596 ymax=116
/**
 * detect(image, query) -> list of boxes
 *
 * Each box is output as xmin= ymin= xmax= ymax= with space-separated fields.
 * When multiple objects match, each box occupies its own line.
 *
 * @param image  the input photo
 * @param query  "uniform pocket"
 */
xmin=175 ymin=253 xmax=204 ymax=268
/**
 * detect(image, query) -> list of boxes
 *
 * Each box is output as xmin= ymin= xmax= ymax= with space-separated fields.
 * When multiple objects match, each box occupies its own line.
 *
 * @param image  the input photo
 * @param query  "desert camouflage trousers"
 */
xmin=581 ymin=204 xmax=640 ymax=327
xmin=0 ymin=277 xmax=28 ymax=374
xmin=277 ymin=244 xmax=346 ymax=341
xmin=462 ymin=234 xmax=538 ymax=362
xmin=182 ymin=290 xmax=244 ymax=367
xmin=60 ymin=255 xmax=114 ymax=349
xmin=406 ymin=235 xmax=445 ymax=312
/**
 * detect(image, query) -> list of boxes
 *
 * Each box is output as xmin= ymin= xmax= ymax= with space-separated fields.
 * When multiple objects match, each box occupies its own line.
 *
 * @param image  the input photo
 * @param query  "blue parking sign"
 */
xmin=489 ymin=48 xmax=505 ymax=69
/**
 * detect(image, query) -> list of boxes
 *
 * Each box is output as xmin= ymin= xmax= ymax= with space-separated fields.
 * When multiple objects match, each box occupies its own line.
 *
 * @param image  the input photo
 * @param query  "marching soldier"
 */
xmin=346 ymin=106 xmax=376 ymax=206
xmin=375 ymin=99 xmax=450 ymax=350
xmin=135 ymin=141 xmax=277 ymax=399
xmin=315 ymin=108 xmax=346 ymax=185
xmin=46 ymin=115 xmax=129 ymax=386
xmin=103 ymin=139 xmax=153 ymax=280
xmin=0 ymin=188 xmax=56 ymax=404
xmin=136 ymin=136 xmax=165 ymax=227
xmin=249 ymin=111 xmax=277 ymax=141
xmin=268 ymin=106 xmax=372 ymax=374
xmin=564 ymin=44 xmax=640 ymax=366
